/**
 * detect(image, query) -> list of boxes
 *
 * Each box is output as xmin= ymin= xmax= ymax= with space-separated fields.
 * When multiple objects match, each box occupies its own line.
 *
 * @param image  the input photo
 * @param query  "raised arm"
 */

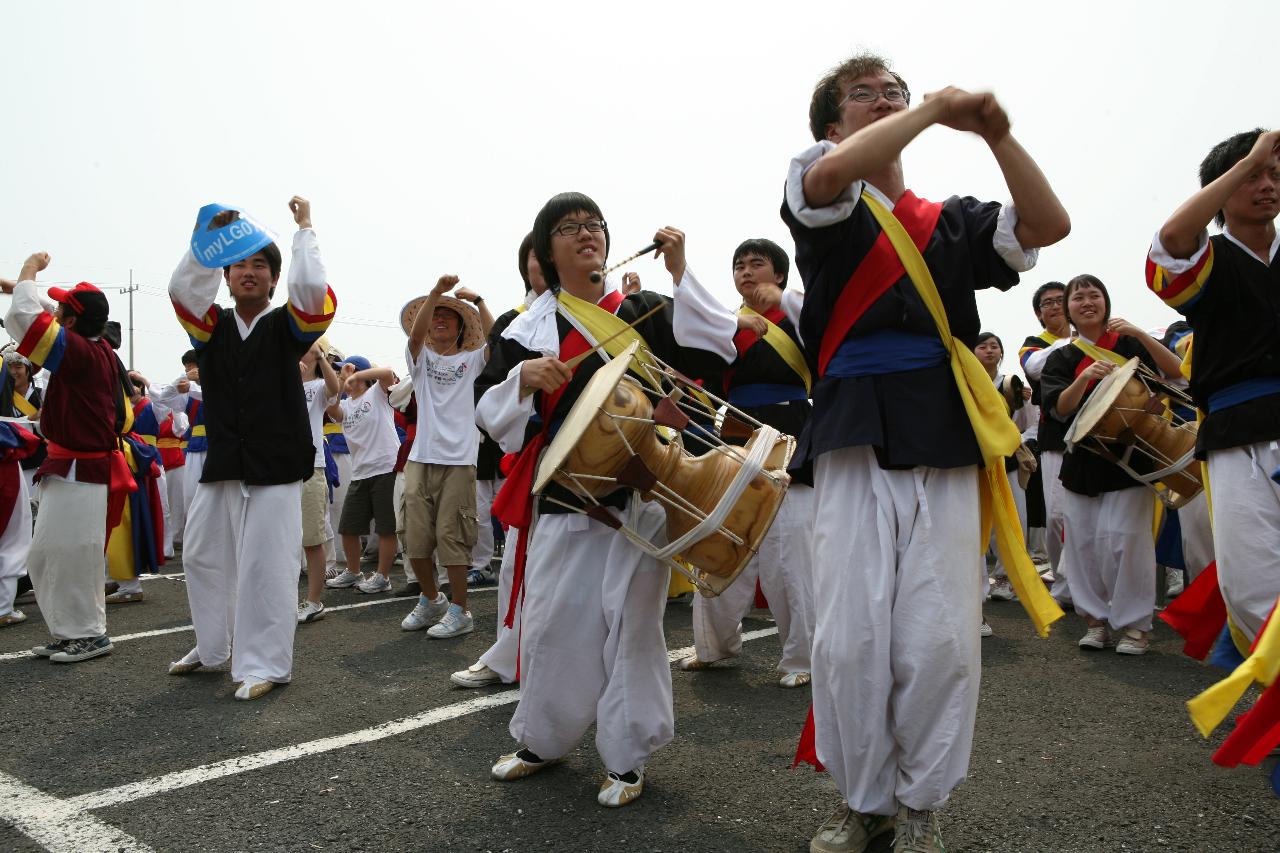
xmin=5 ymin=253 xmax=68 ymax=372
xmin=315 ymin=342 xmax=341 ymax=398
xmin=348 ymin=366 xmax=396 ymax=393
xmin=802 ymin=99 xmax=939 ymax=207
xmin=408 ymin=275 xmax=456 ymax=361
xmin=1157 ymin=130 xmax=1280 ymax=259
xmin=284 ymin=197 xmax=337 ymax=346
xmin=1108 ymin=320 xmax=1183 ymax=380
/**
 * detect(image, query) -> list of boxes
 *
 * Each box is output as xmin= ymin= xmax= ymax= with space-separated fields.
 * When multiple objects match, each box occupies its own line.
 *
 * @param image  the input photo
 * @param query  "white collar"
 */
xmin=502 ymin=278 xmax=622 ymax=355
xmin=1222 ymin=225 xmax=1280 ymax=266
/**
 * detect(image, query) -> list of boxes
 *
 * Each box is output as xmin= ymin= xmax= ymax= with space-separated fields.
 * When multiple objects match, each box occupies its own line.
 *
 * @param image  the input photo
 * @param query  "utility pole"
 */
xmin=118 ymin=269 xmax=139 ymax=369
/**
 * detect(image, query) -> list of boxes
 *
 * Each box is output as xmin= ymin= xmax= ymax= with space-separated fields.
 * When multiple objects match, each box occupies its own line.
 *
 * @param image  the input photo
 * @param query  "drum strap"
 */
xmin=736 ymin=306 xmax=812 ymax=395
xmin=862 ymin=190 xmax=1063 ymax=638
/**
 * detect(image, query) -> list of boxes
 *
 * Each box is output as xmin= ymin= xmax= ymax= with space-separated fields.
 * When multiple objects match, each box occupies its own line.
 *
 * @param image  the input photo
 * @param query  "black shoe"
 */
xmin=32 ymin=639 xmax=69 ymax=658
xmin=394 ymin=581 xmax=421 ymax=597
xmin=50 ymin=635 xmax=113 ymax=663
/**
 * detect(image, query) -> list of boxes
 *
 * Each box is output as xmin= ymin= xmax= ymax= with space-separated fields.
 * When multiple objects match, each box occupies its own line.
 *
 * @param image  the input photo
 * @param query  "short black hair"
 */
xmin=181 ymin=349 xmax=198 ymax=367
xmin=517 ymin=231 xmax=535 ymax=288
xmin=1031 ymin=281 xmax=1065 ymax=317
xmin=974 ymin=331 xmax=1003 ymax=353
xmin=533 ymin=192 xmax=610 ymax=291
xmin=222 ymin=242 xmax=283 ymax=292
xmin=1064 ymin=274 xmax=1112 ymax=325
xmin=809 ymin=52 xmax=909 ymax=142
xmin=731 ymin=238 xmax=791 ymax=289
xmin=1200 ymin=128 xmax=1268 ymax=227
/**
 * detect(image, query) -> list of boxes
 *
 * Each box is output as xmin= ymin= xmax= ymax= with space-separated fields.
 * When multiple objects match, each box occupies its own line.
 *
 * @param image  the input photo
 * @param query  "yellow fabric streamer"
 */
xmin=1187 ymin=593 xmax=1280 ymax=737
xmin=105 ymin=442 xmax=137 ymax=581
xmin=862 ymin=192 xmax=1064 ymax=637
xmin=738 ymin=305 xmax=813 ymax=394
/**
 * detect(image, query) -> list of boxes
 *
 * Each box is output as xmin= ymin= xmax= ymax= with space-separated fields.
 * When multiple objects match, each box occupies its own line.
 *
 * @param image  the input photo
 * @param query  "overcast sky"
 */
xmin=1 ymin=1 xmax=1266 ymax=384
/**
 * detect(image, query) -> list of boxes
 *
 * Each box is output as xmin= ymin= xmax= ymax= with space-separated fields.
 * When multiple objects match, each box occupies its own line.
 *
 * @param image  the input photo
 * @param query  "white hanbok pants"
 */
xmin=693 ymin=483 xmax=814 ymax=674
xmin=988 ymin=473 xmax=1027 ymax=582
xmin=811 ymin=446 xmax=981 ymax=815
xmin=28 ymin=476 xmax=106 ymax=639
xmin=470 ymin=478 xmax=498 ymax=571
xmin=182 ymin=451 xmax=206 ymax=516
xmin=0 ymin=471 xmax=32 ymax=618
xmin=183 ymin=480 xmax=303 ymax=683
xmin=1059 ymin=487 xmax=1155 ymax=632
xmin=1207 ymin=443 xmax=1280 ymax=642
xmin=1179 ymin=487 xmax=1214 ymax=584
xmin=165 ymin=463 xmax=186 ymax=554
xmin=478 ymin=524 xmax=520 ymax=683
xmin=1041 ymin=450 xmax=1070 ymax=601
xmin=510 ymin=502 xmax=672 ymax=774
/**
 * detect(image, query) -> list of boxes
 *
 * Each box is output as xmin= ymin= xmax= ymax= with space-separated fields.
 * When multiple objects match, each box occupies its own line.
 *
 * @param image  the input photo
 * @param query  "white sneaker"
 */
xmin=451 ymin=661 xmax=503 ymax=688
xmin=1078 ymin=625 xmax=1109 ymax=650
xmin=894 ymin=805 xmax=945 ymax=852
xmin=980 ymin=619 xmax=993 ymax=638
xmin=401 ymin=593 xmax=449 ymax=631
xmin=234 ymin=677 xmax=276 ymax=701
xmin=355 ymin=573 xmax=391 ymax=594
xmin=1165 ymin=567 xmax=1185 ymax=597
xmin=428 ymin=604 xmax=474 ymax=638
xmin=297 ymin=600 xmax=326 ymax=623
xmin=597 ymin=765 xmax=645 ymax=807
xmin=1115 ymin=628 xmax=1150 ymax=656
xmin=779 ymin=671 xmax=811 ymax=688
xmin=989 ymin=578 xmax=1015 ymax=601
xmin=325 ymin=569 xmax=363 ymax=589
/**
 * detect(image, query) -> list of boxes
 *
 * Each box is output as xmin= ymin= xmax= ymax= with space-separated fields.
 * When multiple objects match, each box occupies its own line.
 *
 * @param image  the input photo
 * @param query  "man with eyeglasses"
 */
xmin=783 ymin=52 xmax=1069 ymax=853
xmin=1017 ymin=282 xmax=1073 ymax=604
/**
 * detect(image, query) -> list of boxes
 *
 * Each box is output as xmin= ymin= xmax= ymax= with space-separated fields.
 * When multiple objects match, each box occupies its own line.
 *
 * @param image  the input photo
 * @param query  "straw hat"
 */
xmin=399 ymin=295 xmax=485 ymax=353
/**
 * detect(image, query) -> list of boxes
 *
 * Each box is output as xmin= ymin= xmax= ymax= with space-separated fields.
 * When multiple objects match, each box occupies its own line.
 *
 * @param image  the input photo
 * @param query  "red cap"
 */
xmin=47 ymin=282 xmax=107 ymax=316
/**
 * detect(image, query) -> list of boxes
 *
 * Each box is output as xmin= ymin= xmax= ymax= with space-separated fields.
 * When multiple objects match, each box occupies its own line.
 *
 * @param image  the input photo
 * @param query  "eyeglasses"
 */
xmin=551 ymin=219 xmax=607 ymax=238
xmin=1038 ymin=296 xmax=1065 ymax=308
xmin=840 ymin=85 xmax=910 ymax=106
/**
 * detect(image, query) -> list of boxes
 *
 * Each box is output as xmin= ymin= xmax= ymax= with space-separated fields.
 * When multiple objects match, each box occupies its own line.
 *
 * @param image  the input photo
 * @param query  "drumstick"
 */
xmin=563 ymin=302 xmax=665 ymax=369
xmin=589 ymin=241 xmax=662 ymax=285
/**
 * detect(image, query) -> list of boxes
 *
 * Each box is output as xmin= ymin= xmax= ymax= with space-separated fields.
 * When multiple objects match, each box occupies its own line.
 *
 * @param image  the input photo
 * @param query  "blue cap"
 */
xmin=190 ymin=203 xmax=277 ymax=269
xmin=338 ymin=355 xmax=372 ymax=372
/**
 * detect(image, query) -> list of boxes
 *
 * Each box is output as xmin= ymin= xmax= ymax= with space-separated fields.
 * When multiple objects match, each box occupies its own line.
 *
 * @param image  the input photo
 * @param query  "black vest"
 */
xmin=198 ymin=304 xmax=314 ymax=485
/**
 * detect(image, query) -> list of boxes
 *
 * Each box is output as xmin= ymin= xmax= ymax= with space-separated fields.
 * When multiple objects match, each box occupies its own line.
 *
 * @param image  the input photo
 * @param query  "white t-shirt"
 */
xmin=407 ymin=344 xmax=487 ymax=466
xmin=302 ymin=378 xmax=334 ymax=468
xmin=339 ymin=381 xmax=400 ymax=480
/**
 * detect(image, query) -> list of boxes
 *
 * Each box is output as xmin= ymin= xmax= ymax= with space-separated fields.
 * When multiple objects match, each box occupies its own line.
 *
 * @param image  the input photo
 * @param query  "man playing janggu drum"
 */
xmin=782 ymin=53 xmax=1069 ymax=852
xmin=475 ymin=191 xmax=736 ymax=807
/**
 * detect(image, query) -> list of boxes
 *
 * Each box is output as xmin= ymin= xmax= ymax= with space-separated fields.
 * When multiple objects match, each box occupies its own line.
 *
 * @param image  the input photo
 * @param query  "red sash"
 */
xmin=47 ymin=440 xmax=137 ymax=550
xmin=491 ymin=288 xmax=627 ymax=632
xmin=1072 ymin=331 xmax=1121 ymax=383
xmin=725 ymin=306 xmax=787 ymax=393
xmin=815 ymin=190 xmax=944 ymax=377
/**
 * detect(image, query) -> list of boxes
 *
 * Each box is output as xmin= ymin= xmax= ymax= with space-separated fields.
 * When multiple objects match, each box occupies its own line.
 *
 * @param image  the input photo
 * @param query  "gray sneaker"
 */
xmin=50 ymin=635 xmax=113 ymax=663
xmin=427 ymin=603 xmax=474 ymax=638
xmin=356 ymin=573 xmax=391 ymax=594
xmin=401 ymin=593 xmax=449 ymax=631
xmin=811 ymin=803 xmax=895 ymax=853
xmin=326 ymin=569 xmax=363 ymax=589
xmin=893 ymin=806 xmax=944 ymax=853
xmin=32 ymin=639 xmax=69 ymax=658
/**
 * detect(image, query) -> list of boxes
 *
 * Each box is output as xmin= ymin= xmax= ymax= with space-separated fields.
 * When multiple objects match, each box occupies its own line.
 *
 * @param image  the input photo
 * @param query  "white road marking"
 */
xmin=0 ymin=770 xmax=154 ymax=853
xmin=0 ymin=587 xmax=500 ymax=662
xmin=65 ymin=627 xmax=779 ymax=813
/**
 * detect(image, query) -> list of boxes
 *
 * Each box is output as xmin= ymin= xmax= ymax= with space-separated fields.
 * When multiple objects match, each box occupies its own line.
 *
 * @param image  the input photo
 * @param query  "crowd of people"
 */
xmin=1 ymin=50 xmax=1278 ymax=853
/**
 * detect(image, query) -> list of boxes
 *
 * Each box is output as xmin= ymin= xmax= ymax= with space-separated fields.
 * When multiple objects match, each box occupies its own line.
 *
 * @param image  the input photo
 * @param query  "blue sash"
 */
xmin=1206 ymin=377 xmax=1280 ymax=414
xmin=728 ymin=383 xmax=808 ymax=408
xmin=825 ymin=330 xmax=948 ymax=379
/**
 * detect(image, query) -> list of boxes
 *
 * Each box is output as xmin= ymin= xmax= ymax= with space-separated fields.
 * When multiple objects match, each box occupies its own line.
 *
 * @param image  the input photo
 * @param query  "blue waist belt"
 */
xmin=1207 ymin=377 xmax=1280 ymax=414
xmin=825 ymin=331 xmax=948 ymax=379
xmin=728 ymin=383 xmax=808 ymax=408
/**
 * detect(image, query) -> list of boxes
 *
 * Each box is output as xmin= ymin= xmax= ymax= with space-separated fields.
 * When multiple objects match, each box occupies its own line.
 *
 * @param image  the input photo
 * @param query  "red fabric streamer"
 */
xmin=1158 ymin=560 xmax=1227 ymax=660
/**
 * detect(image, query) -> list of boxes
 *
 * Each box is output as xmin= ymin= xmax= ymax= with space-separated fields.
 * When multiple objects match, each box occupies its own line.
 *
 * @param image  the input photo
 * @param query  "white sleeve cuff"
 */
xmin=168 ymin=249 xmax=224 ymax=320
xmin=1149 ymin=230 xmax=1210 ymax=275
xmin=476 ymin=361 xmax=536 ymax=454
xmin=785 ymin=141 xmax=862 ymax=229
xmin=672 ymin=266 xmax=737 ymax=363
xmin=993 ymin=204 xmax=1040 ymax=273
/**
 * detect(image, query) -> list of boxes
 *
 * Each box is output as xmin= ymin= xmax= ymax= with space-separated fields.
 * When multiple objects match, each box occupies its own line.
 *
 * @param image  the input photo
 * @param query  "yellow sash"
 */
xmin=1072 ymin=338 xmax=1129 ymax=367
xmin=862 ymin=191 xmax=1064 ymax=637
xmin=11 ymin=392 xmax=37 ymax=418
xmin=1037 ymin=330 xmax=1059 ymax=346
xmin=738 ymin=306 xmax=813 ymax=394
xmin=557 ymin=289 xmax=663 ymax=390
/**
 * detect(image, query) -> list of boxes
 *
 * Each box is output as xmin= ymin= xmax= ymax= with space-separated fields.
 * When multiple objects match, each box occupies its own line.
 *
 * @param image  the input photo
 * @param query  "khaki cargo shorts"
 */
xmin=399 ymin=461 xmax=478 ymax=566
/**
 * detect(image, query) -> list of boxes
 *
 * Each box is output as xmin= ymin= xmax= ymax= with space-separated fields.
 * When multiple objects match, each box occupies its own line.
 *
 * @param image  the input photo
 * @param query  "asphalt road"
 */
xmin=1 ymin=559 xmax=1276 ymax=853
